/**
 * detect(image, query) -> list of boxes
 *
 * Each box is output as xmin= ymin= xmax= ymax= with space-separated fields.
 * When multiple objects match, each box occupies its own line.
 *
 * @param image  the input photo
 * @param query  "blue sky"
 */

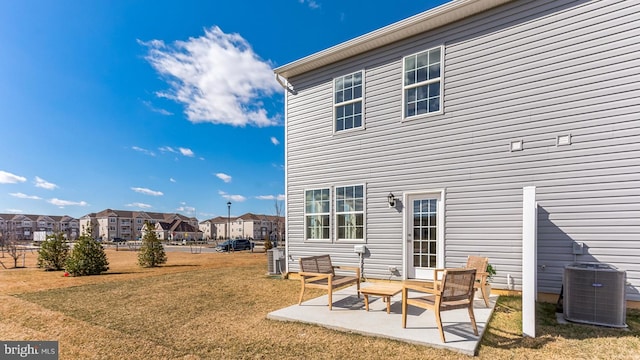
xmin=0 ymin=0 xmax=448 ymax=220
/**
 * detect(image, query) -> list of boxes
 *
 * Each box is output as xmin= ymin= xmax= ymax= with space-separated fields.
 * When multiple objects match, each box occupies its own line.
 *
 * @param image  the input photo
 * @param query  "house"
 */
xmin=149 ymin=219 xmax=202 ymax=242
xmin=274 ymin=0 xmax=640 ymax=304
xmin=79 ymin=209 xmax=199 ymax=241
xmin=201 ymin=213 xmax=285 ymax=241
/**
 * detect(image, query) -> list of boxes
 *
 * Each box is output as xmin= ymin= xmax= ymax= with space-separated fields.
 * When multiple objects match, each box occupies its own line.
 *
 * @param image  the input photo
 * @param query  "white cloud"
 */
xmin=0 ymin=170 xmax=26 ymax=184
xmin=169 ymin=178 xmax=176 ymax=183
xmin=48 ymin=198 xmax=88 ymax=207
xmin=142 ymin=100 xmax=173 ymax=116
xmin=179 ymin=147 xmax=194 ymax=157
xmin=159 ymin=146 xmax=176 ymax=153
xmin=140 ymin=26 xmax=281 ymax=127
xmin=299 ymin=0 xmax=321 ymax=9
xmin=177 ymin=206 xmax=196 ymax=213
xmin=256 ymin=194 xmax=286 ymax=201
xmin=218 ymin=190 xmax=246 ymax=202
xmin=216 ymin=173 xmax=232 ymax=183
xmin=126 ymin=202 xmax=153 ymax=209
xmin=132 ymin=146 xmax=156 ymax=157
xmin=9 ymin=192 xmax=41 ymax=200
xmin=5 ymin=208 xmax=23 ymax=213
xmin=270 ymin=136 xmax=279 ymax=145
xmin=159 ymin=146 xmax=194 ymax=158
xmin=34 ymin=176 xmax=58 ymax=190
xmin=131 ymin=187 xmax=164 ymax=196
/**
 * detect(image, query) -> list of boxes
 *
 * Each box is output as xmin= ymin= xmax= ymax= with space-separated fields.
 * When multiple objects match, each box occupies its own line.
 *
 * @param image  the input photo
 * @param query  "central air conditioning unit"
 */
xmin=564 ymin=262 xmax=627 ymax=328
xmin=267 ymin=248 xmax=284 ymax=275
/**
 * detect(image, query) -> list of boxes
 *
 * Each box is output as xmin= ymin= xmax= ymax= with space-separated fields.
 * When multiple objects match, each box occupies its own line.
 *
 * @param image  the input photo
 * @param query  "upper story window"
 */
xmin=403 ymin=46 xmax=442 ymax=119
xmin=110 ymin=218 xmax=116 ymax=223
xmin=305 ymin=188 xmax=330 ymax=240
xmin=334 ymin=71 xmax=363 ymax=132
xmin=335 ymin=185 xmax=364 ymax=241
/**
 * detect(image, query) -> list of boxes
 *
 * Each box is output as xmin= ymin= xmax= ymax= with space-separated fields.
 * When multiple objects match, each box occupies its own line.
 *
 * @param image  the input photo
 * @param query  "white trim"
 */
xmin=522 ymin=186 xmax=537 ymax=338
xmin=273 ymin=0 xmax=512 ymax=78
xmin=401 ymin=45 xmax=444 ymax=121
xmin=402 ymin=189 xmax=446 ymax=280
xmin=303 ymin=187 xmax=332 ymax=242
xmin=334 ymin=183 xmax=366 ymax=243
xmin=333 ymin=70 xmax=365 ymax=134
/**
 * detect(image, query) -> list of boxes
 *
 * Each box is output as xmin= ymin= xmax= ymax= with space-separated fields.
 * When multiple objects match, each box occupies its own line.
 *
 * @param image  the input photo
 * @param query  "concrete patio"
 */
xmin=267 ymin=283 xmax=497 ymax=356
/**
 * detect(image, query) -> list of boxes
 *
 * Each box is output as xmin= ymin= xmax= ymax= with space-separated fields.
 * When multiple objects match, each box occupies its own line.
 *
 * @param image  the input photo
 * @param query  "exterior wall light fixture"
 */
xmin=388 ymin=193 xmax=396 ymax=208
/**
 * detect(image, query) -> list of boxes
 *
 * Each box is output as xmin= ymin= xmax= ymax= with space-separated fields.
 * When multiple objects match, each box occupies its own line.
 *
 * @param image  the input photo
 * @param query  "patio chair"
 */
xmin=434 ymin=256 xmax=490 ymax=307
xmin=298 ymin=254 xmax=360 ymax=310
xmin=402 ymin=268 xmax=478 ymax=343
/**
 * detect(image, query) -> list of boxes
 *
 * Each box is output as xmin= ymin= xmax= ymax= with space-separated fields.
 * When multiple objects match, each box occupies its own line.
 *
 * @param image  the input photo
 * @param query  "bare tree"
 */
xmin=6 ymin=241 xmax=25 ymax=268
xmin=273 ymin=199 xmax=284 ymax=247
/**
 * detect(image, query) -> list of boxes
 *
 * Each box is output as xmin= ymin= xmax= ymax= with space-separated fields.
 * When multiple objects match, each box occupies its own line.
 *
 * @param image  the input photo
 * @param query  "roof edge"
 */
xmin=274 ymin=0 xmax=512 ymax=79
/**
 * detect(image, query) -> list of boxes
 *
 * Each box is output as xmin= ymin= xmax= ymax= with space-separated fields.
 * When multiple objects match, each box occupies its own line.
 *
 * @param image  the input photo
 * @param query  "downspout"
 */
xmin=275 ymin=74 xmax=296 ymax=94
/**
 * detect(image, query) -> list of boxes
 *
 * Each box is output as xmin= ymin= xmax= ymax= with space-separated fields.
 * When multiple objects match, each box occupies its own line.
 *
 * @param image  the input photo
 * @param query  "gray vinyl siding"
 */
xmin=284 ymin=0 xmax=640 ymax=300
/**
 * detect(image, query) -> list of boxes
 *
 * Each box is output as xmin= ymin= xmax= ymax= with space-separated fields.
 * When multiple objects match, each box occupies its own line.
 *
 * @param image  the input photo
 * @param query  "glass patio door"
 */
xmin=406 ymin=192 xmax=444 ymax=280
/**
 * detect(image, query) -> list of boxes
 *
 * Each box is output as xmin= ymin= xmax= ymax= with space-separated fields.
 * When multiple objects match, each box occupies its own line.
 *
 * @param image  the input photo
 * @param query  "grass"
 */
xmin=1 ymin=249 xmax=639 ymax=359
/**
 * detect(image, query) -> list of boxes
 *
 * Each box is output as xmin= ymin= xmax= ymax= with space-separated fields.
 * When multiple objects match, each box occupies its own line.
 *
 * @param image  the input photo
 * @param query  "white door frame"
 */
xmin=402 ymin=189 xmax=446 ymax=280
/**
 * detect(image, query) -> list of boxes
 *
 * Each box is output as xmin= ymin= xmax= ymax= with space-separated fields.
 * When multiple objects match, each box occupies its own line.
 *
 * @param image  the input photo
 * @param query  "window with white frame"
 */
xmin=304 ymin=188 xmax=330 ymax=240
xmin=335 ymin=185 xmax=364 ymax=241
xmin=403 ymin=46 xmax=442 ymax=118
xmin=334 ymin=71 xmax=363 ymax=132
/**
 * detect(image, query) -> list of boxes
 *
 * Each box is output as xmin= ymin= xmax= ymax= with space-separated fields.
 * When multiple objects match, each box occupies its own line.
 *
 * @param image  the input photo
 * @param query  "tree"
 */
xmin=5 ymin=241 xmax=25 ymax=268
xmin=273 ymin=199 xmax=284 ymax=246
xmin=263 ymin=235 xmax=273 ymax=251
xmin=138 ymin=221 xmax=167 ymax=268
xmin=37 ymin=232 xmax=69 ymax=271
xmin=65 ymin=227 xmax=109 ymax=276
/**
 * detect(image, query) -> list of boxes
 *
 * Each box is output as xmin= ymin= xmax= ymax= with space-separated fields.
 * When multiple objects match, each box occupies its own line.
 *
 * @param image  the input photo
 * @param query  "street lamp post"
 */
xmin=227 ymin=201 xmax=232 ymax=253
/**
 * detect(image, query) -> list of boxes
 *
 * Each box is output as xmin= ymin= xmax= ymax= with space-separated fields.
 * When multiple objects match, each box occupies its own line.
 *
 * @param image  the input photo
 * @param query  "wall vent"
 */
xmin=564 ymin=263 xmax=627 ymax=328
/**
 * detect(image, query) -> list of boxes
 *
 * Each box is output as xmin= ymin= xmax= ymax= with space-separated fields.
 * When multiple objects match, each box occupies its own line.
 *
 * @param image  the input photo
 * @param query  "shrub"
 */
xmin=263 ymin=236 xmax=273 ymax=251
xmin=65 ymin=231 xmax=109 ymax=276
xmin=37 ymin=232 xmax=69 ymax=271
xmin=138 ymin=222 xmax=167 ymax=268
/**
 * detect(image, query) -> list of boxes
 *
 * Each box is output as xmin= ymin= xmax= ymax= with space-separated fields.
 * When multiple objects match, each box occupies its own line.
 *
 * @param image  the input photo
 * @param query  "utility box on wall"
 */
xmin=564 ymin=263 xmax=627 ymax=328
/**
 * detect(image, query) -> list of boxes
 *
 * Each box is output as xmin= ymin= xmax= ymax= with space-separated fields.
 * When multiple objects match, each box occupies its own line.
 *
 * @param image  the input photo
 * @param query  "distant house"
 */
xmin=149 ymin=219 xmax=202 ymax=241
xmin=275 ymin=0 xmax=640 ymax=302
xmin=200 ymin=213 xmax=284 ymax=241
xmin=80 ymin=209 xmax=199 ymax=241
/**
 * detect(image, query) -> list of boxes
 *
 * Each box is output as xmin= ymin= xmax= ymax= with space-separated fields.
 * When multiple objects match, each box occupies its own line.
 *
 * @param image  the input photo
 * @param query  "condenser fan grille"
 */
xmin=563 ymin=263 xmax=627 ymax=328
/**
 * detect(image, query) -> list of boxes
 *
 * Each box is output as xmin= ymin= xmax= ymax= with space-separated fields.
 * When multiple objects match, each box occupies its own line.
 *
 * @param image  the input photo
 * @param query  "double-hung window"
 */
xmin=305 ymin=188 xmax=330 ymax=240
xmin=335 ymin=185 xmax=364 ymax=241
xmin=403 ymin=46 xmax=442 ymax=118
xmin=334 ymin=71 xmax=363 ymax=132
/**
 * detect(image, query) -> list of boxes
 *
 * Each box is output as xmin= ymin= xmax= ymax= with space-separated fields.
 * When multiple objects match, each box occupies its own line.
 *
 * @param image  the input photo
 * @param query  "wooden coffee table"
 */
xmin=359 ymin=283 xmax=403 ymax=314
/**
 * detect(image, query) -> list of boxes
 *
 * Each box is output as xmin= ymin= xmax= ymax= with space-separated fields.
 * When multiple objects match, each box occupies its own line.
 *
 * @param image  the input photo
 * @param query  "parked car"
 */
xmin=215 ymin=239 xmax=254 ymax=252
xmin=112 ymin=237 xmax=126 ymax=243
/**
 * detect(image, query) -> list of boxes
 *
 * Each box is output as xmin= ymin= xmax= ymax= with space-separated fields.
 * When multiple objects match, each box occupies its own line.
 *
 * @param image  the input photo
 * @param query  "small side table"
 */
xmin=359 ymin=283 xmax=403 ymax=314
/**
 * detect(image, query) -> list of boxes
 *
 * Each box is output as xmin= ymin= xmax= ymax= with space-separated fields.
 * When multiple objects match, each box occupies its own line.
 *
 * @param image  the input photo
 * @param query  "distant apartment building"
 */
xmin=200 ymin=213 xmax=284 ymax=241
xmin=0 ymin=213 xmax=79 ymax=241
xmin=79 ymin=209 xmax=199 ymax=241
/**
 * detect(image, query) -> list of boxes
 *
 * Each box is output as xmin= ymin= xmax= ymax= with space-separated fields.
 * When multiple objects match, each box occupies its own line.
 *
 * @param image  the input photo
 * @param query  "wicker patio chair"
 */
xmin=402 ymin=268 xmax=478 ymax=343
xmin=435 ymin=256 xmax=490 ymax=307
